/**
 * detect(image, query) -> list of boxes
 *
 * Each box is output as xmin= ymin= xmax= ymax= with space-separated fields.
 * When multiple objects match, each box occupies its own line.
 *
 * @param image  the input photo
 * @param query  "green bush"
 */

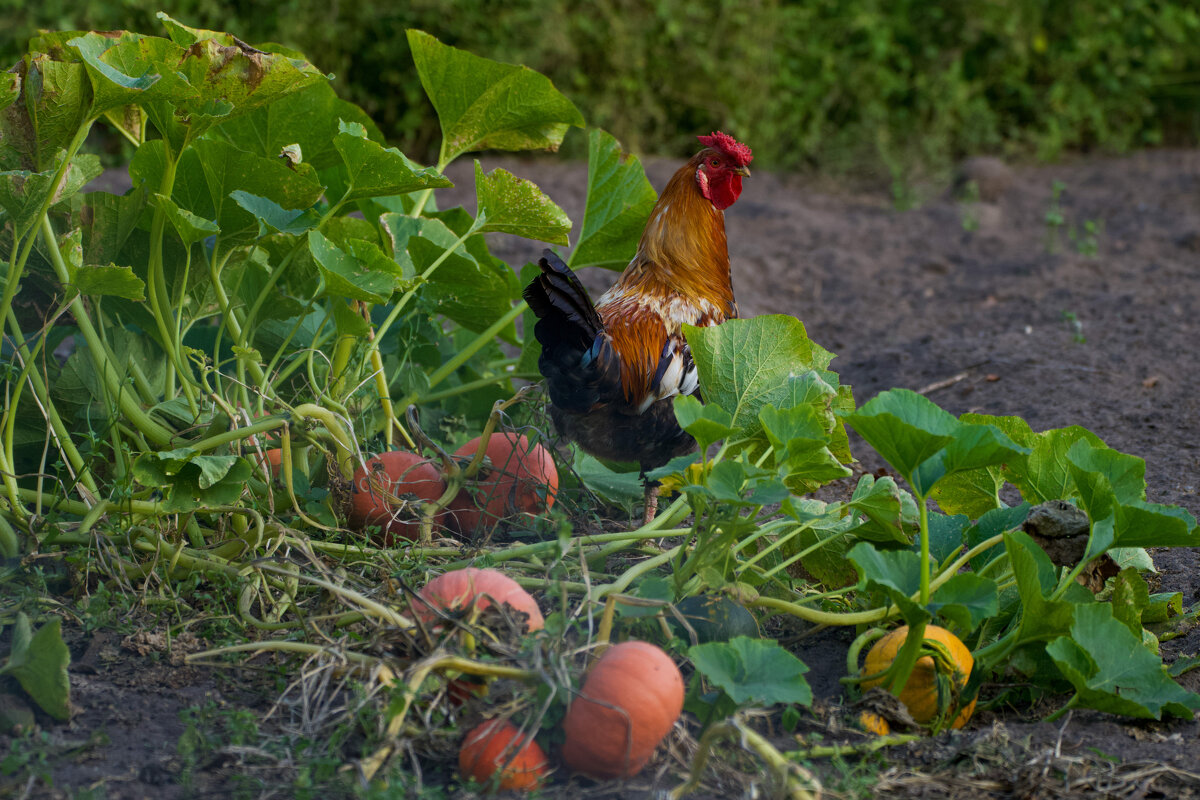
xmin=2 ymin=0 xmax=1196 ymax=173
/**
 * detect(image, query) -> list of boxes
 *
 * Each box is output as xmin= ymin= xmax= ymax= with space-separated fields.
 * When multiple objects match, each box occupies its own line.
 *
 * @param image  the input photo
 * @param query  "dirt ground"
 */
xmin=8 ymin=149 xmax=1200 ymax=798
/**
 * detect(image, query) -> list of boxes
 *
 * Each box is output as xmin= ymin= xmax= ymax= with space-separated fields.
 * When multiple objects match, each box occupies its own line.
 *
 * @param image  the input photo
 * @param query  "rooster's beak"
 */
xmin=733 ymin=165 xmax=751 ymax=178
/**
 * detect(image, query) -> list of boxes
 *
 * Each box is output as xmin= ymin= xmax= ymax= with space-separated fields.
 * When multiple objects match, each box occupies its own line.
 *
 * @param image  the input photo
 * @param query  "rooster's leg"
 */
xmin=641 ymin=479 xmax=661 ymax=527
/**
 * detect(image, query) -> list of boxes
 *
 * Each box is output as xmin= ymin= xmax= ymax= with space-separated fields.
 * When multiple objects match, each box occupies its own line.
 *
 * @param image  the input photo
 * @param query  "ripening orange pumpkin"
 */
xmin=561 ymin=641 xmax=684 ymax=778
xmin=862 ymin=624 xmax=975 ymax=729
xmin=458 ymin=718 xmax=549 ymax=792
xmin=348 ymin=451 xmax=447 ymax=545
xmin=416 ymin=567 xmax=544 ymax=633
xmin=446 ymin=433 xmax=558 ymax=535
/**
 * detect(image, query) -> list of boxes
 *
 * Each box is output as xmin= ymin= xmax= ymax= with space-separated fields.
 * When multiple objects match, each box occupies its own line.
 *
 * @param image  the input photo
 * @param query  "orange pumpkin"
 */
xmin=561 ymin=641 xmax=684 ymax=778
xmin=446 ymin=433 xmax=557 ymax=535
xmin=348 ymin=451 xmax=446 ymax=544
xmin=416 ymin=567 xmax=544 ymax=633
xmin=862 ymin=624 xmax=975 ymax=728
xmin=458 ymin=718 xmax=548 ymax=792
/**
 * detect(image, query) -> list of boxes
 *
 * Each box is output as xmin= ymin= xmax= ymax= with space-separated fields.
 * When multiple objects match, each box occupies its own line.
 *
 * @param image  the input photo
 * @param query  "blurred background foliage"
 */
xmin=2 ymin=0 xmax=1197 ymax=176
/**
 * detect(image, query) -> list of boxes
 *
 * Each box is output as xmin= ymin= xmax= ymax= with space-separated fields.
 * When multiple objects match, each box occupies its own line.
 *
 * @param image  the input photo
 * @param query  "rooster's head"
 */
xmin=694 ymin=131 xmax=752 ymax=211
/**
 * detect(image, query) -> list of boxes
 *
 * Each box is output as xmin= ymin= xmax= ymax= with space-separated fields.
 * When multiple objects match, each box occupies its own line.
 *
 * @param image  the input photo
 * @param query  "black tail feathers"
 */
xmin=522 ymin=249 xmax=616 ymax=412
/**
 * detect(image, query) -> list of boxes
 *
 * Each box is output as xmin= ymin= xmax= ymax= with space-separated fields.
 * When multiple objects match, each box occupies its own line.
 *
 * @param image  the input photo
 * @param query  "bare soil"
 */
xmin=7 ymin=149 xmax=1200 ymax=798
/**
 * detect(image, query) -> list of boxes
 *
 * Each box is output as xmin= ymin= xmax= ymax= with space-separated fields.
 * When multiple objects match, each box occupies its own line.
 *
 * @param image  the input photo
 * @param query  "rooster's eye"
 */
xmin=710 ymin=158 xmax=720 ymax=167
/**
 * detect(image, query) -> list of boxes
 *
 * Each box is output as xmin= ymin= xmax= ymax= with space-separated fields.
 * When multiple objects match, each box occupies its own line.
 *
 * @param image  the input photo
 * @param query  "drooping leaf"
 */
xmin=333 ymin=120 xmax=452 ymax=202
xmin=131 ymin=138 xmax=323 ymax=247
xmin=572 ymin=452 xmax=643 ymax=506
xmin=67 ymin=32 xmax=161 ymax=118
xmin=846 ymin=541 xmax=930 ymax=626
xmin=842 ymin=389 xmax=958 ymax=488
xmin=152 ymin=192 xmax=219 ymax=247
xmin=23 ymin=57 xmax=90 ymax=171
xmin=230 ymin=190 xmax=318 ymax=236
xmin=0 ymin=156 xmax=102 ymax=233
xmin=690 ymin=636 xmax=812 ymax=708
xmin=1046 ymin=603 xmax=1200 ymax=719
xmin=407 ymin=29 xmax=584 ymax=164
xmin=474 ymin=162 xmax=571 ymax=245
xmin=569 ymin=129 xmax=656 ymax=269
xmin=307 ymin=230 xmax=397 ymax=304
xmin=1005 ymin=530 xmax=1076 ymax=643
xmin=78 ymin=188 xmax=147 ymax=266
xmin=382 ymin=214 xmax=518 ymax=337
xmin=782 ymin=502 xmax=859 ymax=587
xmin=71 ymin=264 xmax=146 ymax=300
xmin=0 ymin=614 xmax=70 ymax=720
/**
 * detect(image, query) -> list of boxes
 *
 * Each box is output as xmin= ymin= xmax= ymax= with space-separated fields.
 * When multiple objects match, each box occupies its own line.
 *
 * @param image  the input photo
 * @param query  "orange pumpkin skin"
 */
xmin=348 ymin=451 xmax=446 ymax=544
xmin=416 ymin=567 xmax=545 ymax=633
xmin=446 ymin=433 xmax=558 ymax=535
xmin=561 ymin=641 xmax=684 ymax=778
xmin=862 ymin=625 xmax=976 ymax=728
xmin=458 ymin=718 xmax=549 ymax=792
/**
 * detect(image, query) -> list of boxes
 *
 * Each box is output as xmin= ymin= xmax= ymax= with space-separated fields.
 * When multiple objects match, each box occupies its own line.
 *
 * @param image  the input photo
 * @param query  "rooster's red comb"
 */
xmin=697 ymin=131 xmax=752 ymax=167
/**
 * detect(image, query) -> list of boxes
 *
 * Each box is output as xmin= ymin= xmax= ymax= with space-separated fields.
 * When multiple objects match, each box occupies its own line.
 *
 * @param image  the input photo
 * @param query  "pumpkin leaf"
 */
xmin=407 ymin=29 xmax=583 ymax=165
xmin=474 ymin=162 xmax=571 ymax=245
xmin=569 ymin=128 xmax=656 ymax=269
xmin=689 ymin=636 xmax=812 ymax=708
xmin=1047 ymin=603 xmax=1200 ymax=719
xmin=0 ymin=613 xmax=70 ymax=721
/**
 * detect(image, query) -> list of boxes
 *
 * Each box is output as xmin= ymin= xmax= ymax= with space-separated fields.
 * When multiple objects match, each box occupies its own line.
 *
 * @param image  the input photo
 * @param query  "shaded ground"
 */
xmin=8 ymin=149 xmax=1200 ymax=798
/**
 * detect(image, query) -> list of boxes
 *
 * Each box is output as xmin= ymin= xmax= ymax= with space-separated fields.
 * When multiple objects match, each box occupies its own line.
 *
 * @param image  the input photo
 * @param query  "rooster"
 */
xmin=523 ymin=132 xmax=752 ymax=524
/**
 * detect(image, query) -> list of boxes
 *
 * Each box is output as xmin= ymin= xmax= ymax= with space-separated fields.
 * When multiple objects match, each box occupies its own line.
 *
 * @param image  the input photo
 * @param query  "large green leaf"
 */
xmin=569 ymin=129 xmax=656 ymax=269
xmin=214 ymin=81 xmax=382 ymax=170
xmin=132 ymin=447 xmax=253 ymax=512
xmin=75 ymin=187 xmax=143 ymax=262
xmin=1046 ymin=603 xmax=1200 ymax=719
xmin=152 ymin=192 xmax=219 ymax=247
xmin=0 ymin=155 xmax=102 ymax=233
xmin=474 ymin=162 xmax=571 ymax=245
xmin=843 ymin=389 xmax=1028 ymax=496
xmin=0 ymin=614 xmax=70 ymax=720
xmin=67 ymin=32 xmax=161 ymax=118
xmin=1005 ymin=530 xmax=1076 ymax=643
xmin=407 ymin=29 xmax=584 ymax=164
xmin=759 ymin=402 xmax=853 ymax=492
xmin=23 ymin=56 xmax=90 ymax=171
xmin=845 ymin=475 xmax=919 ymax=546
xmin=382 ymin=214 xmax=518 ymax=338
xmin=131 ymin=138 xmax=323 ymax=247
xmin=333 ymin=121 xmax=452 ymax=202
xmin=689 ymin=636 xmax=812 ymax=708
xmin=685 ymin=315 xmax=839 ymax=438
xmin=307 ymin=230 xmax=398 ymax=304
xmin=72 ymin=264 xmax=146 ymax=300
xmin=932 ymin=413 xmax=1034 ymax=518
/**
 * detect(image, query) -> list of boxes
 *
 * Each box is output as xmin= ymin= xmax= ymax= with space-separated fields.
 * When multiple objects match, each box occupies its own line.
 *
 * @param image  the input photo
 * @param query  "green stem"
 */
xmin=144 ymin=149 xmax=199 ymax=412
xmin=416 ymin=372 xmax=541 ymax=404
xmin=885 ymin=618 xmax=928 ymax=696
xmin=36 ymin=217 xmax=173 ymax=447
xmin=424 ymin=302 xmax=526 ymax=392
xmin=375 ymin=224 xmax=478 ymax=343
xmin=918 ymin=495 xmax=931 ymax=605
